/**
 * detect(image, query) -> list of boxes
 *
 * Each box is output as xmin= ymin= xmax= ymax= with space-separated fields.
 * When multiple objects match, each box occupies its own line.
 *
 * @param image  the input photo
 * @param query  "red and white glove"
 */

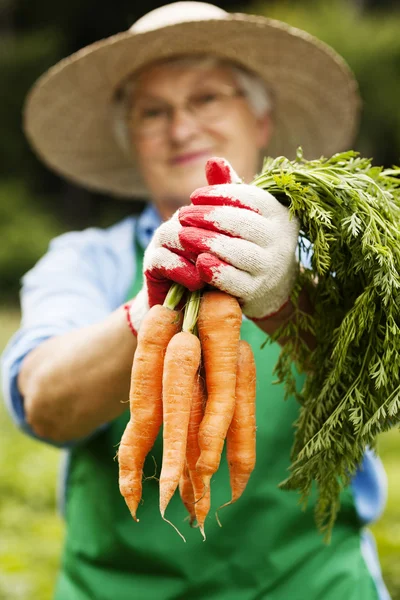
xmin=127 ymin=212 xmax=203 ymax=335
xmin=178 ymin=158 xmax=300 ymax=320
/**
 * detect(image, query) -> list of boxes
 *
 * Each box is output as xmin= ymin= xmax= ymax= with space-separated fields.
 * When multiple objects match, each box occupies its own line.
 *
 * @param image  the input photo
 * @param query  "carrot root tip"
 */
xmin=130 ymin=510 xmax=139 ymax=522
xmin=215 ymin=510 xmax=222 ymax=528
xmin=199 ymin=525 xmax=206 ymax=542
xmin=183 ymin=515 xmax=196 ymax=527
xmin=215 ymin=500 xmax=233 ymax=527
xmin=161 ymin=512 xmax=186 ymax=543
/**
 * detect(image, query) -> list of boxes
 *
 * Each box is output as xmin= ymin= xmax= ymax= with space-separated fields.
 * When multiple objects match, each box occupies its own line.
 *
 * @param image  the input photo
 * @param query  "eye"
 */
xmin=193 ymin=92 xmax=220 ymax=106
xmin=140 ymin=107 xmax=166 ymax=120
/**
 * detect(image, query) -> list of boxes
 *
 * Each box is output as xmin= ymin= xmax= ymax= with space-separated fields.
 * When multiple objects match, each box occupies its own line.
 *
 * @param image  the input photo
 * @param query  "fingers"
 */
xmin=195 ymin=253 xmax=257 ymax=300
xmin=153 ymin=210 xmax=197 ymax=262
xmin=153 ymin=210 xmax=183 ymax=251
xmin=179 ymin=204 xmax=276 ymax=247
xmin=190 ymin=183 xmax=283 ymax=218
xmin=145 ymin=247 xmax=204 ymax=292
xmin=178 ymin=227 xmax=267 ymax=275
xmin=205 ymin=157 xmax=242 ymax=185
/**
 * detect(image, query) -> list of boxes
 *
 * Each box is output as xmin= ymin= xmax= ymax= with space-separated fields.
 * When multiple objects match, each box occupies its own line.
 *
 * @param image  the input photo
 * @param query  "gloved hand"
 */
xmin=127 ymin=212 xmax=203 ymax=335
xmin=178 ymin=157 xmax=300 ymax=320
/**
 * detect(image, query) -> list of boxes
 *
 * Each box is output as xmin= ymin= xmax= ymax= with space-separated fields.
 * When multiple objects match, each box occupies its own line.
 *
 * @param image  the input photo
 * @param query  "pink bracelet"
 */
xmin=123 ymin=302 xmax=138 ymax=337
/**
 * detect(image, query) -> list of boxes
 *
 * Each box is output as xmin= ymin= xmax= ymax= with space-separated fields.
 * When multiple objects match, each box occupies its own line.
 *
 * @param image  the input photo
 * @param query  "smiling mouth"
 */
xmin=170 ymin=150 xmax=212 ymax=166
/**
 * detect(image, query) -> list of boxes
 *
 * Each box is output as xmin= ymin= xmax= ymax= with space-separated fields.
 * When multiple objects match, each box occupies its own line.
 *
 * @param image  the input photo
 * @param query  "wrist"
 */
xmin=123 ymin=301 xmax=138 ymax=338
xmin=250 ymin=298 xmax=293 ymax=336
xmin=253 ymin=287 xmax=316 ymax=351
xmin=124 ymin=289 xmax=150 ymax=337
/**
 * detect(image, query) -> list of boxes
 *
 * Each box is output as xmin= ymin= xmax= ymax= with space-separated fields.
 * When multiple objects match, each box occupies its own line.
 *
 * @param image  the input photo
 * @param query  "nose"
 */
xmin=168 ymin=107 xmax=200 ymax=144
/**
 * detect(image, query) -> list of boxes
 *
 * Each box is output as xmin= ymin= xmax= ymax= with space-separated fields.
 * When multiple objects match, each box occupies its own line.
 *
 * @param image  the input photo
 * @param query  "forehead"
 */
xmin=133 ymin=61 xmax=237 ymax=99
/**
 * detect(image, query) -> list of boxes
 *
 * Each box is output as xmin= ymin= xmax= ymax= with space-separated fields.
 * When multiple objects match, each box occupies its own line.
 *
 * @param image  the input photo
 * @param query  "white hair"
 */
xmin=112 ymin=56 xmax=272 ymax=154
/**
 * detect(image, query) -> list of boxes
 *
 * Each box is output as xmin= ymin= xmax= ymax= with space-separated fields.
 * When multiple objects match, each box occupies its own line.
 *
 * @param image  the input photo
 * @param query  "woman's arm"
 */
xmin=2 ymin=220 xmax=138 ymax=446
xmin=18 ymin=305 xmax=136 ymax=444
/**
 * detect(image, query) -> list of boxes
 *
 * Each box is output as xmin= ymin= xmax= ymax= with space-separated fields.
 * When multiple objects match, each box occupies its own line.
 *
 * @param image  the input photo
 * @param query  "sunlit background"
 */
xmin=1 ymin=0 xmax=400 ymax=598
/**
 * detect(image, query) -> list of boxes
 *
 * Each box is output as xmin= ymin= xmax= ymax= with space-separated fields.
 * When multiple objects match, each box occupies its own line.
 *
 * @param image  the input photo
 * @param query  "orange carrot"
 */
xmin=186 ymin=373 xmax=210 ymax=540
xmin=159 ymin=330 xmax=201 ymax=538
xmin=196 ymin=291 xmax=242 ymax=489
xmin=118 ymin=304 xmax=182 ymax=521
xmin=217 ymin=340 xmax=256 ymax=521
xmin=179 ymin=462 xmax=196 ymax=526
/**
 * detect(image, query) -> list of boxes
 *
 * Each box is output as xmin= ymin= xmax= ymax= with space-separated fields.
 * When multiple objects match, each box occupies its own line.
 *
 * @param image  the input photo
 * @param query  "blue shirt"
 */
xmin=0 ymin=204 xmax=390 ymax=598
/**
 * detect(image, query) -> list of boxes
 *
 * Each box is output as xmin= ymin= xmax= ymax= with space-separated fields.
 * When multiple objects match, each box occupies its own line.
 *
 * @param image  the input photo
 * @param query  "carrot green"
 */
xmin=252 ymin=148 xmax=400 ymax=540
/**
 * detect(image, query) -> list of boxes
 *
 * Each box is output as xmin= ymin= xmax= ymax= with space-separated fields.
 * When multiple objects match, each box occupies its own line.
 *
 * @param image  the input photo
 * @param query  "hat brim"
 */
xmin=23 ymin=13 xmax=360 ymax=199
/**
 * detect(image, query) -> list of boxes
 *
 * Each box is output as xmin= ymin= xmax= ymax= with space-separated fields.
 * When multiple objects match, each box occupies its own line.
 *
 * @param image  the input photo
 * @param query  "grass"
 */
xmin=0 ymin=308 xmax=64 ymax=600
xmin=0 ymin=307 xmax=399 ymax=599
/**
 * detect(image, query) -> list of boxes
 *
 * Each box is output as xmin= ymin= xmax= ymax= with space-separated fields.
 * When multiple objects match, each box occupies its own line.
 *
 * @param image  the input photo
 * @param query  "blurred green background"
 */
xmin=1 ymin=0 xmax=400 ymax=598
xmin=2 ymin=0 xmax=400 ymax=303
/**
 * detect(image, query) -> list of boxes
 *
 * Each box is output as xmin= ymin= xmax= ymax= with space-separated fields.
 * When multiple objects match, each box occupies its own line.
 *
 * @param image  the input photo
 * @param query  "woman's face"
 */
xmin=129 ymin=62 xmax=271 ymax=220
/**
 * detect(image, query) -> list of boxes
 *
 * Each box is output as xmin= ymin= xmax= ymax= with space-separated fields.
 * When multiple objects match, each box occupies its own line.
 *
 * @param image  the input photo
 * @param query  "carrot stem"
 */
xmin=164 ymin=283 xmax=186 ymax=311
xmin=182 ymin=290 xmax=201 ymax=333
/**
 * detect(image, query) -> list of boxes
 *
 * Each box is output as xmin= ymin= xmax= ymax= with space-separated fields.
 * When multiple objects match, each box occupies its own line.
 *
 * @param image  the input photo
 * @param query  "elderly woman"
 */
xmin=2 ymin=2 xmax=390 ymax=599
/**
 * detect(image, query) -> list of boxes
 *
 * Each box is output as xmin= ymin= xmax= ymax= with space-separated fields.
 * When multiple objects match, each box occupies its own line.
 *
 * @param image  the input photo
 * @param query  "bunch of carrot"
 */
xmin=118 ymin=286 xmax=256 ymax=541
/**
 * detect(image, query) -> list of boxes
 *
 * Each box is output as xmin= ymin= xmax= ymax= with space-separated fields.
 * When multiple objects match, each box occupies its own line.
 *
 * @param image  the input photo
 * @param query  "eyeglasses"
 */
xmin=129 ymin=85 xmax=245 ymax=138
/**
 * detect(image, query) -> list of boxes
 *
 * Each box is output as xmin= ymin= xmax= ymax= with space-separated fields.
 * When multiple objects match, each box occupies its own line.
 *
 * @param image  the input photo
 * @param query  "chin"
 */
xmin=185 ymin=169 xmax=208 ymax=191
xmin=171 ymin=174 xmax=207 ymax=198
xmin=167 ymin=190 xmax=195 ymax=209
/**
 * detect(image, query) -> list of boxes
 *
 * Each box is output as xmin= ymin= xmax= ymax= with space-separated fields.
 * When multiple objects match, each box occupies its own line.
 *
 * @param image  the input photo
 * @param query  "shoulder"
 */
xmin=47 ymin=215 xmax=136 ymax=256
xmin=22 ymin=215 xmax=139 ymax=312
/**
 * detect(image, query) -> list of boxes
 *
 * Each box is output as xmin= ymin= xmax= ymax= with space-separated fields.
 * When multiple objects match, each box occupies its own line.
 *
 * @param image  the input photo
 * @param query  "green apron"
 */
xmin=54 ymin=237 xmax=378 ymax=600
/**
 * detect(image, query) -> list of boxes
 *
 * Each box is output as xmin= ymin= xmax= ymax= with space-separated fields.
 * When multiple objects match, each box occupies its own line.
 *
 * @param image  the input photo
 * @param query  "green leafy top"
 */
xmin=252 ymin=149 xmax=400 ymax=541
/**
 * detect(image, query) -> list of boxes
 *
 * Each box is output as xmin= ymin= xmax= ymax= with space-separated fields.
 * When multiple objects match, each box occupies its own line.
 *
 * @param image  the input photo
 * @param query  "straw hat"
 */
xmin=23 ymin=1 xmax=360 ymax=199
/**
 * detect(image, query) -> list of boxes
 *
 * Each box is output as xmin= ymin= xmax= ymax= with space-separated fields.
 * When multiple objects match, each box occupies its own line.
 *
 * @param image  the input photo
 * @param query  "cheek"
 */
xmin=214 ymin=120 xmax=262 ymax=180
xmin=135 ymin=139 xmax=167 ymax=177
xmin=211 ymin=111 xmax=260 ymax=150
xmin=220 ymin=119 xmax=259 ymax=152
xmin=237 ymin=115 xmax=261 ymax=146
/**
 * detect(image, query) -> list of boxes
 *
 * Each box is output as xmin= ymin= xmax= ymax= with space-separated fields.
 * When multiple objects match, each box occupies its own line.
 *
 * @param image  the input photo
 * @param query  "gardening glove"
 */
xmin=178 ymin=157 xmax=300 ymax=320
xmin=127 ymin=212 xmax=203 ymax=335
